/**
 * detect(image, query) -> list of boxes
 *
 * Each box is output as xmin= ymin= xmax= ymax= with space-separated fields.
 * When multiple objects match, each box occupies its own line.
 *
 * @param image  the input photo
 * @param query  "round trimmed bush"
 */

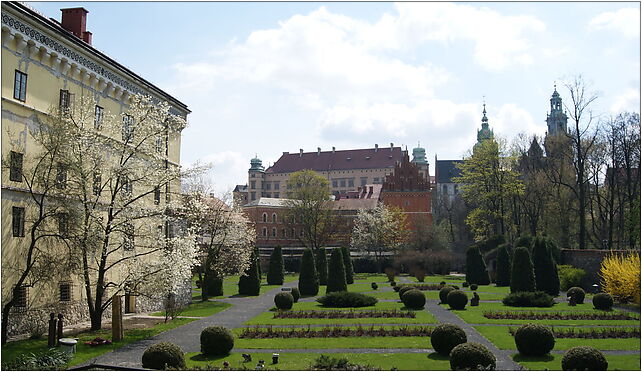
xmin=470 ymin=284 xmax=478 ymax=291
xmin=462 ymin=282 xmax=469 ymax=288
xmin=200 ymin=326 xmax=234 ymax=356
xmin=447 ymin=290 xmax=469 ymax=310
xmin=393 ymin=285 xmax=401 ymax=292
xmin=430 ymin=324 xmax=467 ymax=356
xmin=399 ymin=285 xmax=416 ymax=300
xmin=514 ymin=323 xmax=555 ymax=356
xmin=449 ymin=342 xmax=496 ymax=371
xmin=402 ymin=289 xmax=426 ymax=309
xmin=439 ymin=286 xmax=455 ymax=304
xmin=371 ymin=282 xmax=378 ymax=290
xmin=593 ymin=292 xmax=613 ymax=310
xmin=452 ymin=285 xmax=460 ymax=290
xmin=290 ymin=287 xmax=300 ymax=303
xmin=567 ymin=287 xmax=585 ymax=304
xmin=274 ymin=292 xmax=294 ymax=310
xmin=561 ymin=346 xmax=608 ymax=371
xmin=142 ymin=342 xmax=185 ymax=370
xmin=390 ymin=281 xmax=396 ymax=287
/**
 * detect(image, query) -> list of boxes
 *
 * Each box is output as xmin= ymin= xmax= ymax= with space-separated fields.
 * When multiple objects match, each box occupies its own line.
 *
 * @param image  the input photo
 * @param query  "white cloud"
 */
xmin=492 ymin=103 xmax=543 ymax=140
xmin=189 ymin=151 xmax=248 ymax=192
xmin=588 ymin=8 xmax=640 ymax=38
xmin=610 ymin=88 xmax=641 ymax=114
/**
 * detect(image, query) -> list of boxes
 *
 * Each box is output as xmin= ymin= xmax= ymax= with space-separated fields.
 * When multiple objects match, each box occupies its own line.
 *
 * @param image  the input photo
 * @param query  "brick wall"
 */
xmin=560 ymin=249 xmax=637 ymax=290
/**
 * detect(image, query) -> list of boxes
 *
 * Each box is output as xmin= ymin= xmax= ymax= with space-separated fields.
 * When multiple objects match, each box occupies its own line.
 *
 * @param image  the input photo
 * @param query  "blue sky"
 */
xmin=31 ymin=2 xmax=640 ymax=194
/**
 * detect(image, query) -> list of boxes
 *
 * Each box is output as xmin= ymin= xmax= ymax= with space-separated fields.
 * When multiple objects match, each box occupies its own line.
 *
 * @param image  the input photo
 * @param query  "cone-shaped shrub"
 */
xmin=340 ymin=246 xmax=354 ymax=284
xmin=316 ymin=249 xmax=328 ymax=286
xmin=298 ymin=249 xmax=319 ymax=296
xmin=238 ymin=250 xmax=261 ymax=295
xmin=202 ymin=272 xmax=223 ymax=298
xmin=532 ymin=237 xmax=560 ymax=296
xmin=515 ymin=235 xmax=533 ymax=251
xmin=255 ymin=247 xmax=262 ymax=279
xmin=496 ymin=243 xmax=512 ymax=287
xmin=466 ymin=246 xmax=490 ymax=285
xmin=267 ymin=246 xmax=285 ymax=285
xmin=511 ymin=247 xmax=536 ymax=293
xmin=326 ymin=248 xmax=348 ymax=293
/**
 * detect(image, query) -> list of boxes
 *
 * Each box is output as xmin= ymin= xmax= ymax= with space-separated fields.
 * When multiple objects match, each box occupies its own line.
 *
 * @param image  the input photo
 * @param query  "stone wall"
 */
xmin=560 ymin=249 xmax=636 ymax=290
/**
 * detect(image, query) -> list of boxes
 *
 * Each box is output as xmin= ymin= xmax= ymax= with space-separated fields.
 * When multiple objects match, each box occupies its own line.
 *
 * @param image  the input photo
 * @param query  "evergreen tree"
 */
xmin=255 ymin=247 xmax=262 ymax=279
xmin=316 ymin=248 xmax=328 ymax=286
xmin=532 ymin=237 xmax=560 ymax=296
xmin=341 ymin=246 xmax=354 ymax=284
xmin=495 ymin=243 xmax=512 ymax=287
xmin=515 ymin=235 xmax=533 ymax=252
xmin=267 ymin=246 xmax=285 ymax=285
xmin=238 ymin=250 xmax=261 ymax=295
xmin=465 ymin=246 xmax=491 ymax=285
xmin=510 ymin=247 xmax=536 ymax=293
xmin=202 ymin=272 xmax=223 ymax=298
xmin=298 ymin=249 xmax=319 ymax=296
xmin=326 ymin=248 xmax=347 ymax=293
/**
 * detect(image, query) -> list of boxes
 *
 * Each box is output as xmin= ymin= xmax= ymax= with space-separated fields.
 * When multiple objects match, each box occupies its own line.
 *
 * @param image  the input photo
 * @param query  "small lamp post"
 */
xmin=592 ymin=284 xmax=599 ymax=294
xmin=272 ymin=353 xmax=280 ymax=364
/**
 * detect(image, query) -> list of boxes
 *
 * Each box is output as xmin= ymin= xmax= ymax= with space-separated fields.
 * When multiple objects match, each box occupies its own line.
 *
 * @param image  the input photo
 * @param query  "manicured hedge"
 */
xmin=326 ymin=248 xmax=347 ymax=293
xmin=316 ymin=291 xmax=378 ymax=307
xmin=298 ymin=249 xmax=319 ymax=296
xmin=510 ymin=247 xmax=535 ymax=293
xmin=266 ymin=246 xmax=285 ymax=285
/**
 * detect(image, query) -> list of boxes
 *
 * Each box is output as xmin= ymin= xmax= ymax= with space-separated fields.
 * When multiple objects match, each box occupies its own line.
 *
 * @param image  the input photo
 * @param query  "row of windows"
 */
xmin=260 ymin=213 xmax=303 ymax=224
xmin=12 ymin=283 xmax=73 ymax=308
xmin=12 ymin=206 xmax=71 ymax=238
xmin=261 ymin=227 xmax=303 ymax=239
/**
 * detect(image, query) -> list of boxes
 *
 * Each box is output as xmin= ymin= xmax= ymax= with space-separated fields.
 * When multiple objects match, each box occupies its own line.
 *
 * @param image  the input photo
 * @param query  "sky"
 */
xmin=30 ymin=1 xmax=641 ymax=195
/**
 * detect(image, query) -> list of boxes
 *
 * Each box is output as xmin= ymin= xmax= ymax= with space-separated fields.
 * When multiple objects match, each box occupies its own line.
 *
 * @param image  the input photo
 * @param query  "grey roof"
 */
xmin=243 ymin=198 xmax=291 ymax=208
xmin=233 ymin=184 xmax=247 ymax=192
xmin=435 ymin=160 xmax=463 ymax=184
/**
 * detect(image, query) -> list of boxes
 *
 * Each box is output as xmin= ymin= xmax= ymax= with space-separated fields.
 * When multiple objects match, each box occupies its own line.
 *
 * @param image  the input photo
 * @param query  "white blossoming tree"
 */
xmin=350 ymin=204 xmax=409 ymax=265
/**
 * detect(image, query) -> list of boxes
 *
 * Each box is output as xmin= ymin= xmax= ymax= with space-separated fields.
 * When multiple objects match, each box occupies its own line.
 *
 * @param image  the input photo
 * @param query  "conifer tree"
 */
xmin=238 ymin=250 xmax=261 ymax=295
xmin=267 ymin=246 xmax=285 ymax=285
xmin=316 ymin=248 xmax=328 ymax=285
xmin=341 ymin=246 xmax=354 ymax=284
xmin=465 ymin=246 xmax=490 ymax=285
xmin=255 ymin=247 xmax=262 ymax=279
xmin=532 ymin=237 xmax=560 ymax=295
xmin=327 ymin=248 xmax=347 ymax=293
xmin=510 ymin=247 xmax=536 ymax=293
xmin=298 ymin=249 xmax=319 ymax=296
xmin=495 ymin=243 xmax=512 ymax=286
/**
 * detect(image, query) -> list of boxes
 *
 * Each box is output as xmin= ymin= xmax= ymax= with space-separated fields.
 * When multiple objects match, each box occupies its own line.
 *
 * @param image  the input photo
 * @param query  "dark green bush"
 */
xmin=449 ymin=342 xmax=496 ymax=370
xmin=502 ymin=291 xmax=554 ymax=307
xmin=532 ymin=236 xmax=560 ymax=296
xmin=466 ymin=246 xmax=491 ymax=285
xmin=298 ymin=249 xmax=319 ymax=296
xmin=274 ymin=292 xmax=294 ymax=310
xmin=311 ymin=354 xmax=379 ymax=371
xmin=316 ymin=291 xmax=377 ymax=307
xmin=371 ymin=282 xmax=378 ymax=290
xmin=398 ymin=285 xmax=416 ymax=300
xmin=326 ymin=248 xmax=347 ymax=293
xmin=510 ymin=247 xmax=536 ymax=293
xmin=142 ymin=342 xmax=185 ymax=370
xmin=439 ymin=286 xmax=455 ymax=304
xmin=200 ymin=326 xmax=234 ymax=356
xmin=341 ymin=247 xmax=354 ymax=285
xmin=514 ymin=235 xmax=533 ymax=251
xmin=316 ymin=249 xmax=328 ymax=286
xmin=291 ymin=287 xmax=300 ymax=302
xmin=401 ymin=289 xmax=426 ymax=309
xmin=593 ymin=292 xmax=613 ymax=310
xmin=514 ymin=323 xmax=555 ymax=356
xmin=561 ymin=346 xmax=608 ymax=371
xmin=470 ymin=284 xmax=478 ymax=291
xmin=238 ymin=251 xmax=260 ymax=295
xmin=462 ymin=282 xmax=469 ymax=287
xmin=558 ymin=265 xmax=586 ymax=291
xmin=267 ymin=246 xmax=285 ymax=285
xmin=567 ymin=287 xmax=585 ymax=304
xmin=390 ymin=281 xmax=396 ymax=287
xmin=447 ymin=290 xmax=468 ymax=310
xmin=495 ymin=243 xmax=512 ymax=287
xmin=1 ymin=349 xmax=70 ymax=371
xmin=430 ymin=323 xmax=467 ymax=356
xmin=393 ymin=285 xmax=400 ymax=292
xmin=202 ymin=272 xmax=223 ymax=298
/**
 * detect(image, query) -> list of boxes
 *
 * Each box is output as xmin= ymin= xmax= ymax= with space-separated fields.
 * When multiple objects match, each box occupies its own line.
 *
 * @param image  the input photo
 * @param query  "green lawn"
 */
xmin=513 ymin=353 xmax=641 ymax=371
xmin=1 ymin=318 xmax=195 ymax=368
xmin=184 ymin=352 xmax=451 ymax=370
xmin=475 ymin=325 xmax=641 ymax=351
xmin=234 ymin=335 xmax=433 ymax=349
xmin=151 ymin=300 xmax=231 ymax=318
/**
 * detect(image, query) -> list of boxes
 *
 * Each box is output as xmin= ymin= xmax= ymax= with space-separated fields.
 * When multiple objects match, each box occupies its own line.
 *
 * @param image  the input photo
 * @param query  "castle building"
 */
xmin=1 ymin=2 xmax=189 ymax=336
xmin=546 ymin=85 xmax=568 ymax=136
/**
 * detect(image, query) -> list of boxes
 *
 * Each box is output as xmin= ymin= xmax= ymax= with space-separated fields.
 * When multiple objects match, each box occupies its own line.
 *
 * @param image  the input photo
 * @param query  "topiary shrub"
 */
xmin=393 ymin=285 xmax=400 ymax=292
xmin=267 ymin=246 xmax=285 ymax=285
xmin=298 ymin=249 xmax=319 ymax=296
xmin=390 ymin=281 xmax=396 ymax=287
xmin=470 ymin=284 xmax=478 ymax=291
xmin=290 ymin=287 xmax=300 ymax=303
xmin=532 ymin=236 xmax=560 ymax=296
xmin=371 ymin=282 xmax=378 ymax=290
xmin=142 ymin=342 xmax=185 ymax=370
xmin=449 ymin=342 xmax=496 ymax=371
xmin=514 ymin=323 xmax=555 ymax=356
xmin=466 ymin=246 xmax=491 ymax=285
xmin=238 ymin=251 xmax=261 ymax=296
xmin=398 ymin=285 xmax=416 ymax=300
xmin=326 ymin=248 xmax=347 ymax=293
xmin=515 ymin=235 xmax=533 ymax=251
xmin=401 ymin=289 xmax=426 ymax=309
xmin=200 ymin=326 xmax=234 ymax=356
xmin=316 ymin=249 xmax=328 ymax=286
xmin=317 ymin=292 xmax=377 ymax=307
xmin=202 ymin=272 xmax=223 ymax=299
xmin=439 ymin=286 xmax=455 ymax=304
xmin=274 ymin=292 xmax=294 ymax=310
xmin=593 ymin=292 xmax=614 ymax=310
xmin=558 ymin=265 xmax=586 ymax=291
xmin=430 ymin=324 xmax=467 ymax=356
xmin=502 ymin=291 xmax=555 ymax=307
xmin=462 ymin=282 xmax=469 ymax=288
xmin=340 ymin=247 xmax=354 ymax=285
xmin=511 ymin=247 xmax=536 ymax=293
xmin=495 ymin=243 xmax=512 ymax=287
xmin=447 ymin=290 xmax=468 ymax=310
xmin=561 ymin=346 xmax=608 ymax=371
xmin=440 ymin=281 xmax=446 ymax=286
xmin=384 ymin=267 xmax=396 ymax=282
xmin=567 ymin=287 xmax=585 ymax=304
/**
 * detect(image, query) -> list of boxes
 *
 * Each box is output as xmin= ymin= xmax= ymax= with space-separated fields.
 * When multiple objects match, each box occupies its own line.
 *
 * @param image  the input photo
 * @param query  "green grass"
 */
xmin=151 ymin=300 xmax=231 ymax=318
xmin=513 ymin=353 xmax=641 ymax=371
xmin=184 ymin=352 xmax=451 ymax=370
xmin=1 ymin=318 xmax=195 ymax=368
xmin=234 ymin=335 xmax=433 ymax=349
xmin=475 ymin=325 xmax=641 ymax=351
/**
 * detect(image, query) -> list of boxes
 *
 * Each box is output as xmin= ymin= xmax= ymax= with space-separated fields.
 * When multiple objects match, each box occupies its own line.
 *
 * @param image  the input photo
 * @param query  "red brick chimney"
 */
xmin=61 ymin=8 xmax=92 ymax=45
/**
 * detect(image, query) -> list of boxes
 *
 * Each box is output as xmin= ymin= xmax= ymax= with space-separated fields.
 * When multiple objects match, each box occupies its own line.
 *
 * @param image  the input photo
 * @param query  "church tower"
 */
xmin=474 ymin=103 xmax=494 ymax=151
xmin=546 ymin=85 xmax=568 ymax=136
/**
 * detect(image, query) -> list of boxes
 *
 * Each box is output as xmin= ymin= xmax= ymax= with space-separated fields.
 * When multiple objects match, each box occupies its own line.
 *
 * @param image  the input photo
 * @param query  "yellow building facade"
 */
xmin=1 ymin=2 xmax=189 ymax=337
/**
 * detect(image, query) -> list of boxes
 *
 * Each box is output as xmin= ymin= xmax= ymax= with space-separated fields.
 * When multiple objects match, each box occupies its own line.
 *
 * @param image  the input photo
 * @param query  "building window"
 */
xmin=56 ymin=163 xmax=67 ymax=189
xmin=14 ymin=286 xmax=27 ymax=308
xmin=14 ymin=70 xmax=27 ymax=102
xmin=340 ymin=179 xmax=346 ymax=187
xmin=262 ymin=213 xmax=268 ymax=223
xmin=266 ymin=192 xmax=271 ymax=198
xmin=274 ymin=192 xmax=279 ymax=198
xmin=12 ymin=206 xmax=25 ymax=237
xmin=332 ymin=179 xmax=338 ymax=188
xmin=373 ymin=177 xmax=380 ymax=184
xmin=154 ymin=187 xmax=161 ymax=205
xmin=122 ymin=115 xmax=134 ymax=141
xmin=299 ymin=229 xmax=304 ymax=237
xmin=250 ymin=192 xmax=256 ymax=201
xmin=122 ymin=176 xmax=133 ymax=195
xmin=291 ymin=228 xmax=295 ymax=238
xmin=9 ymin=151 xmax=23 ymax=182
xmin=165 ymin=183 xmax=170 ymax=202
xmin=443 ymin=185 xmax=448 ymax=194
xmin=274 ymin=181 xmax=280 ymax=190
xmin=59 ymin=89 xmax=71 ymax=114
xmin=58 ymin=213 xmax=69 ymax=237
xmin=94 ymin=106 xmax=104 ymax=130
xmin=93 ymin=173 xmax=101 ymax=196
xmin=123 ymin=223 xmax=134 ymax=250
xmin=262 ymin=227 xmax=267 ymax=237
xmin=348 ymin=179 xmax=354 ymax=187
xmin=250 ymin=181 xmax=256 ymax=189
xmin=272 ymin=228 xmax=277 ymax=237
xmin=59 ymin=283 xmax=71 ymax=302
xmin=281 ymin=228 xmax=286 ymax=238
xmin=360 ymin=177 xmax=367 ymax=186
xmin=155 ymin=135 xmax=164 ymax=154
xmin=404 ymin=200 xmax=410 ymax=206
xmin=266 ymin=182 xmax=271 ymax=190
xmin=272 ymin=213 xmax=277 ymax=223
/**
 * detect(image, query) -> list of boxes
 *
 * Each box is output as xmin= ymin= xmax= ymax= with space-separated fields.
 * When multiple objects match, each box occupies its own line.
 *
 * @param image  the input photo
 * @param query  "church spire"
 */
xmin=546 ymin=83 xmax=568 ymax=136
xmin=475 ymin=101 xmax=494 ymax=149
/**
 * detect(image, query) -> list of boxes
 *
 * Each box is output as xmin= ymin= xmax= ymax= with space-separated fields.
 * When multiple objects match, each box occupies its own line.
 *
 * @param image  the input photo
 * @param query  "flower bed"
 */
xmin=273 ymin=309 xmax=416 ymax=319
xmin=400 ymin=284 xmax=442 ymax=291
xmin=240 ymin=325 xmax=432 ymax=338
xmin=508 ymin=327 xmax=640 ymax=339
xmin=484 ymin=310 xmax=638 ymax=321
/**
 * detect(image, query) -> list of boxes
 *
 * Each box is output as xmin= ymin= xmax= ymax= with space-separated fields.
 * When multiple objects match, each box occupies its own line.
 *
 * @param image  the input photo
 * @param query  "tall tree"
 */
xmin=267 ymin=246 xmax=285 ymax=285
xmin=350 ymin=204 xmax=409 ymax=267
xmin=510 ymin=247 xmax=536 ymax=293
xmin=532 ymin=237 xmax=559 ymax=295
xmin=495 ymin=243 xmax=512 ymax=287
xmin=465 ymin=246 xmax=490 ymax=285
xmin=298 ymin=248 xmax=319 ymax=296
xmin=316 ymin=248 xmax=328 ymax=286
xmin=326 ymin=248 xmax=347 ymax=293
xmin=238 ymin=249 xmax=261 ymax=295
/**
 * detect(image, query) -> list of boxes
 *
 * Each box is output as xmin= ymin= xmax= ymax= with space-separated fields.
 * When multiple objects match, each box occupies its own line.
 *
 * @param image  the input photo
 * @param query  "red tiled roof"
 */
xmin=266 ymin=147 xmax=404 ymax=173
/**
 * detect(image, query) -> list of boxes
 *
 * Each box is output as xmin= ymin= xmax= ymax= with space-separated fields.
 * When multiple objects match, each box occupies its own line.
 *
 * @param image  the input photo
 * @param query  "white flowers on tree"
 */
xmin=350 ymin=204 xmax=409 ymax=263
